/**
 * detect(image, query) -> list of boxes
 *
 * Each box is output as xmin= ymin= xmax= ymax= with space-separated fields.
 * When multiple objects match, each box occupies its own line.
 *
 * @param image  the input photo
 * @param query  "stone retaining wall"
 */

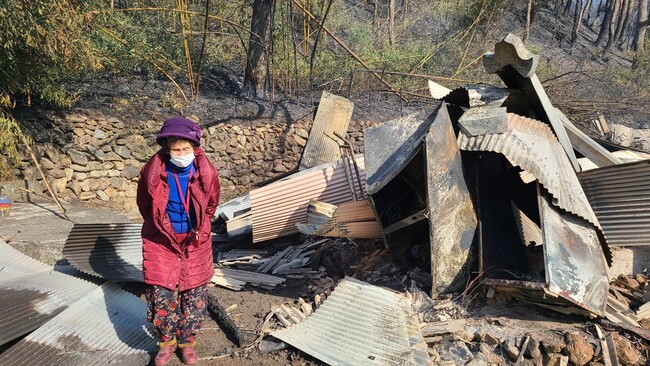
xmin=14 ymin=111 xmax=376 ymax=208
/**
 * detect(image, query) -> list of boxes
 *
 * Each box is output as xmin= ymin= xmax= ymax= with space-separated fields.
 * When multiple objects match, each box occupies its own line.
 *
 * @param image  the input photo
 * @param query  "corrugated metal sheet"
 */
xmin=250 ymin=156 xmax=366 ymax=243
xmin=579 ymin=160 xmax=650 ymax=246
xmin=0 ymin=240 xmax=99 ymax=347
xmin=0 ymin=282 xmax=156 ymax=366
xmin=0 ymin=239 xmax=51 ymax=281
xmin=539 ymin=192 xmax=609 ymax=315
xmin=63 ymin=223 xmax=144 ymax=282
xmin=458 ymin=113 xmax=600 ymax=230
xmin=216 ymin=194 xmax=250 ymax=221
xmin=482 ymin=33 xmax=580 ymax=171
xmin=296 ymin=200 xmax=382 ymax=239
xmin=365 ymin=103 xmax=442 ymax=195
xmin=299 ymin=91 xmax=354 ymax=171
xmin=271 ymin=277 xmax=433 ymax=366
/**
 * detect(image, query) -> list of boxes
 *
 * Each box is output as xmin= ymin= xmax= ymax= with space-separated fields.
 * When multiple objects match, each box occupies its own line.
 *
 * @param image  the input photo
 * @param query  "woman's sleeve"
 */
xmin=206 ymin=167 xmax=220 ymax=218
xmin=136 ymin=167 xmax=152 ymax=220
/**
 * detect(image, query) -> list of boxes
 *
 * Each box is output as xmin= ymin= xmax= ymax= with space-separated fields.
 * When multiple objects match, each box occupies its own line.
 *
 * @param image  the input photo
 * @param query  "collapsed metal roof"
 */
xmin=250 ymin=156 xmax=366 ymax=243
xmin=579 ymin=160 xmax=650 ymax=246
xmin=457 ymin=113 xmax=601 ymax=232
xmin=365 ymin=102 xmax=477 ymax=293
xmin=63 ymin=223 xmax=144 ymax=282
xmin=271 ymin=277 xmax=432 ymax=366
xmin=0 ymin=240 xmax=99 ymax=347
xmin=0 ymin=282 xmax=156 ymax=366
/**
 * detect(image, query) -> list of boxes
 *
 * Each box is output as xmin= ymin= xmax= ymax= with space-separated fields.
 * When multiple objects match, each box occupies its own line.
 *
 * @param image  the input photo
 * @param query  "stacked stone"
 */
xmin=16 ymin=112 xmax=380 ymax=204
xmin=19 ymin=113 xmax=156 ymax=202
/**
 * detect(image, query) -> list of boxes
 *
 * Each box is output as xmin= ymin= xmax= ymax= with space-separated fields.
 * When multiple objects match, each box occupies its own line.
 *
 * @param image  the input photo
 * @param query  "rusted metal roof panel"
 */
xmin=271 ymin=277 xmax=433 ymax=366
xmin=63 ymin=223 xmax=144 ymax=282
xmin=299 ymin=91 xmax=354 ymax=171
xmin=579 ymin=160 xmax=650 ymax=246
xmin=364 ymin=103 xmax=442 ymax=195
xmin=0 ymin=282 xmax=156 ymax=366
xmin=425 ymin=104 xmax=477 ymax=294
xmin=538 ymin=192 xmax=609 ymax=315
xmin=250 ymin=156 xmax=366 ymax=243
xmin=0 ymin=240 xmax=99 ymax=347
xmin=296 ymin=200 xmax=382 ymax=239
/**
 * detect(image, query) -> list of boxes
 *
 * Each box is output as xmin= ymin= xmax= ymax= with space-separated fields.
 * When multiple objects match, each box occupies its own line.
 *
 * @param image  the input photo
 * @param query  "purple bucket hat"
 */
xmin=156 ymin=117 xmax=201 ymax=147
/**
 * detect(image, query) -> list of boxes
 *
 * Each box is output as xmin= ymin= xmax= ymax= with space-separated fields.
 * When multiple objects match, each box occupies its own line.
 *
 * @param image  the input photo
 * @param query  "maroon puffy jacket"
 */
xmin=137 ymin=147 xmax=220 ymax=291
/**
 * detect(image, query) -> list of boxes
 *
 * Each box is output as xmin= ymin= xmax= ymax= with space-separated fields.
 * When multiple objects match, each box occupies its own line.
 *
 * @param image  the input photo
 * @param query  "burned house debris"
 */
xmin=2 ymin=33 xmax=650 ymax=365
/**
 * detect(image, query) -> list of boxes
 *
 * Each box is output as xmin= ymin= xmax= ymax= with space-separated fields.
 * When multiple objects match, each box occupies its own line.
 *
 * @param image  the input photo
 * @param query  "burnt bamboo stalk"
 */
xmin=289 ymin=0 xmax=299 ymax=97
xmin=603 ymin=0 xmax=621 ymax=48
xmin=571 ymin=0 xmax=586 ymax=44
xmin=524 ymin=0 xmax=533 ymax=42
xmin=309 ymin=0 xmax=333 ymax=95
xmin=603 ymin=0 xmax=623 ymax=53
xmin=617 ymin=0 xmax=634 ymax=51
xmin=289 ymin=0 xmax=407 ymax=102
xmin=177 ymin=0 xmax=195 ymax=96
xmin=564 ymin=0 xmax=573 ymax=16
xmin=389 ymin=0 xmax=396 ymax=46
xmin=18 ymin=130 xmax=69 ymax=220
xmin=633 ymin=0 xmax=649 ymax=51
xmin=595 ymin=0 xmax=615 ymax=45
xmin=194 ymin=0 xmax=211 ymax=97
xmin=585 ymin=0 xmax=594 ymax=25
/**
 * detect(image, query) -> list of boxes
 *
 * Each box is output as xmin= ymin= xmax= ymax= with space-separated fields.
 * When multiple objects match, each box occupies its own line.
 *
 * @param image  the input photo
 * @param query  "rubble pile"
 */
xmin=213 ymin=33 xmax=650 ymax=365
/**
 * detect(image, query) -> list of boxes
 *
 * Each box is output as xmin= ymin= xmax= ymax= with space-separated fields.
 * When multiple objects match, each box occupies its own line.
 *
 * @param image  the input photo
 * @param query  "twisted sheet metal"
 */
xmin=216 ymin=194 xmax=250 ymax=220
xmin=0 ymin=240 xmax=99 ymax=347
xmin=299 ymin=91 xmax=354 ymax=171
xmin=458 ymin=113 xmax=600 ymax=229
xmin=296 ymin=200 xmax=382 ymax=239
xmin=63 ymin=223 xmax=144 ymax=282
xmin=0 ymin=282 xmax=156 ymax=366
xmin=271 ymin=277 xmax=433 ymax=366
xmin=579 ymin=160 xmax=650 ymax=246
xmin=539 ymin=193 xmax=609 ymax=315
xmin=250 ymin=156 xmax=366 ymax=243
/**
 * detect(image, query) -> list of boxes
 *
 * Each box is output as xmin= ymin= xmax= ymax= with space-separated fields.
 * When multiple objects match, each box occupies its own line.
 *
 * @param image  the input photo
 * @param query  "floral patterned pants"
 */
xmin=145 ymin=284 xmax=208 ymax=345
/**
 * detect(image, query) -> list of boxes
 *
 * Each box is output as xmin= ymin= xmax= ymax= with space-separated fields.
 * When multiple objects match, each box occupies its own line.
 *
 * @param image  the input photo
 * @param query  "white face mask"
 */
xmin=170 ymin=153 xmax=195 ymax=168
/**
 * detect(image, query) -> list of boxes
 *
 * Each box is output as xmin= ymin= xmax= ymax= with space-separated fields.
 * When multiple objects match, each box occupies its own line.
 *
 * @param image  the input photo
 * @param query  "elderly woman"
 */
xmin=137 ymin=116 xmax=220 ymax=366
